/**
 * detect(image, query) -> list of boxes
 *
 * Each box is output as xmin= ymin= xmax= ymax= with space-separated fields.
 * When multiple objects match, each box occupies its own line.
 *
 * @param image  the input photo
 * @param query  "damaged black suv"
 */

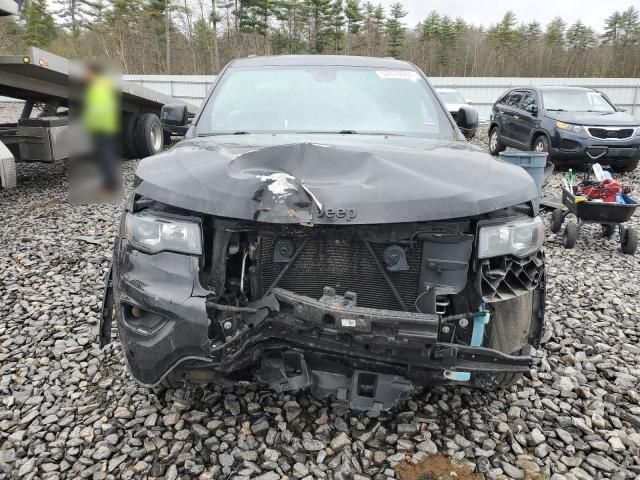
xmin=101 ymin=56 xmax=546 ymax=411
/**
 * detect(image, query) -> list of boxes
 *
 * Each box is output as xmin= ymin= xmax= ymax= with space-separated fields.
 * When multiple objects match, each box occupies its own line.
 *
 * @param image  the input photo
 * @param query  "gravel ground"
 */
xmin=1 ymin=109 xmax=640 ymax=480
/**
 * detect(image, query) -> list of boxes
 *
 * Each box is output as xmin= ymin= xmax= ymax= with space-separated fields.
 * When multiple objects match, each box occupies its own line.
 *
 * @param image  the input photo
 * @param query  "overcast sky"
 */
xmin=377 ymin=0 xmax=637 ymax=32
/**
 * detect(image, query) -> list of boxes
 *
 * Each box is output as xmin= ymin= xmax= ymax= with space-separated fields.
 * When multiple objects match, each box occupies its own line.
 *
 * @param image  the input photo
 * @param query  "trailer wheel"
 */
xmin=0 ymin=143 xmax=17 ymax=189
xmin=122 ymin=113 xmax=140 ymax=159
xmin=135 ymin=113 xmax=163 ymax=158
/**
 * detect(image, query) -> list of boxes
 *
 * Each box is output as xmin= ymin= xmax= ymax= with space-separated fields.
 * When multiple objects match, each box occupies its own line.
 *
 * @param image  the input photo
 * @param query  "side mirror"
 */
xmin=456 ymin=105 xmax=478 ymax=140
xmin=525 ymin=104 xmax=538 ymax=115
xmin=160 ymin=103 xmax=189 ymax=135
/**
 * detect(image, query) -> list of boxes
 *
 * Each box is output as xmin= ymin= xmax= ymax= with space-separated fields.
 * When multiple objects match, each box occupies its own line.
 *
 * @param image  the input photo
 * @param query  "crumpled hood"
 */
xmin=135 ymin=134 xmax=538 ymax=224
xmin=546 ymin=111 xmax=640 ymax=126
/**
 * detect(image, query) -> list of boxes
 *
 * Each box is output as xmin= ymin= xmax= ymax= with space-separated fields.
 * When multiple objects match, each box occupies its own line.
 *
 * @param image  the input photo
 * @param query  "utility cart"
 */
xmin=550 ymin=188 xmax=638 ymax=254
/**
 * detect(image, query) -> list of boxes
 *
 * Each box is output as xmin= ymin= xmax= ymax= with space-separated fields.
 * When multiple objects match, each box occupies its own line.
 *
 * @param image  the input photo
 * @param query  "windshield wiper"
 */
xmin=338 ymin=129 xmax=358 ymax=134
xmin=546 ymin=109 xmax=566 ymax=112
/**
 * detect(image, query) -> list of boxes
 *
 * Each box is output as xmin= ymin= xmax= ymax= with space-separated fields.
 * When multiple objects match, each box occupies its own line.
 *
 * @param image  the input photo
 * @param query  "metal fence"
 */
xmin=121 ymin=75 xmax=640 ymax=121
xmin=3 ymin=75 xmax=639 ymax=121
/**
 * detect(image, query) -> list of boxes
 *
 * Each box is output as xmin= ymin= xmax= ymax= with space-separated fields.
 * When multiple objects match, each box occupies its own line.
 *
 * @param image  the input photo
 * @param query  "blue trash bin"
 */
xmin=498 ymin=152 xmax=548 ymax=198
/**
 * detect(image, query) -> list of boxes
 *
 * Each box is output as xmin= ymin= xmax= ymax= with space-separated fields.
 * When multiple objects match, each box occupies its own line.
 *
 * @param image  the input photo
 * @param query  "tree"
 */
xmin=566 ymin=21 xmax=596 ymax=51
xmin=344 ymin=0 xmax=362 ymax=54
xmin=328 ymin=0 xmax=344 ymax=53
xmin=306 ymin=0 xmax=332 ymax=53
xmin=53 ymin=0 xmax=93 ymax=37
xmin=20 ymin=0 xmax=58 ymax=47
xmin=385 ymin=2 xmax=405 ymax=57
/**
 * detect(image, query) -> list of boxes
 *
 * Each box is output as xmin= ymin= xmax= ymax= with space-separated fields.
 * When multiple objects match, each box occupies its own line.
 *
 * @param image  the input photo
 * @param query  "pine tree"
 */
xmin=20 ymin=0 xmax=58 ymax=47
xmin=566 ymin=21 xmax=596 ymax=51
xmin=344 ymin=0 xmax=362 ymax=54
xmin=385 ymin=2 xmax=405 ymax=57
xmin=306 ymin=0 xmax=332 ymax=53
xmin=328 ymin=0 xmax=344 ymax=53
xmin=53 ymin=0 xmax=95 ymax=36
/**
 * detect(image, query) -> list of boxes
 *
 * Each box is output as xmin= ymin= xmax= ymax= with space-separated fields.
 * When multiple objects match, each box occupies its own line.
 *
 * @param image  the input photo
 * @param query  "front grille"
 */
xmin=588 ymin=127 xmax=634 ymax=140
xmin=256 ymin=235 xmax=422 ymax=311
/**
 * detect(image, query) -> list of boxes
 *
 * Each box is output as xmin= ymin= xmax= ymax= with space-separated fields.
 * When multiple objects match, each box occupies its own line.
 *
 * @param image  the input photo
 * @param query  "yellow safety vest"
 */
xmin=82 ymin=76 xmax=119 ymax=134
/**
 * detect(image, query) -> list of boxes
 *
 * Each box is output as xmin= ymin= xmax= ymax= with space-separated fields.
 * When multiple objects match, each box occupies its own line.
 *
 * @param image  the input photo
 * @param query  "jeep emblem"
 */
xmin=318 ymin=207 xmax=357 ymax=221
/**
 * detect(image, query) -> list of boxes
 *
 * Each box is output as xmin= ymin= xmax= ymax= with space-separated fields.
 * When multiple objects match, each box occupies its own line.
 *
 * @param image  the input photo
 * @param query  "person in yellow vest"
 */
xmin=82 ymin=62 xmax=120 ymax=195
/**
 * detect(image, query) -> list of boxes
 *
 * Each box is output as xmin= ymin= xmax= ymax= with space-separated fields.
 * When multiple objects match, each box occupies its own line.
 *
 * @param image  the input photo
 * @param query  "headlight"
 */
xmin=477 ymin=216 xmax=544 ymax=259
xmin=556 ymin=121 xmax=585 ymax=134
xmin=125 ymin=212 xmax=202 ymax=255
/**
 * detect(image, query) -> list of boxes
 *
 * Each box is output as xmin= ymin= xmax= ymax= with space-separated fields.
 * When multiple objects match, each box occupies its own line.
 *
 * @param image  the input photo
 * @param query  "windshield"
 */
xmin=197 ymin=66 xmax=454 ymax=138
xmin=438 ymin=91 xmax=466 ymax=104
xmin=542 ymin=90 xmax=616 ymax=112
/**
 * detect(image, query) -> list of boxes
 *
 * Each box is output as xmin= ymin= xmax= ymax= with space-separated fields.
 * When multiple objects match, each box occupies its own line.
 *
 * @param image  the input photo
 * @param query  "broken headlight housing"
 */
xmin=125 ymin=212 xmax=202 ymax=255
xmin=477 ymin=216 xmax=544 ymax=259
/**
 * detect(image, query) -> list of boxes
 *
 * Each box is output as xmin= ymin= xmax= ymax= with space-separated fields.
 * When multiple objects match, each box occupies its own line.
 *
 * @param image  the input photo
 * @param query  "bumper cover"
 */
xmin=550 ymin=130 xmax=640 ymax=163
xmin=101 ymin=255 xmax=533 ymax=388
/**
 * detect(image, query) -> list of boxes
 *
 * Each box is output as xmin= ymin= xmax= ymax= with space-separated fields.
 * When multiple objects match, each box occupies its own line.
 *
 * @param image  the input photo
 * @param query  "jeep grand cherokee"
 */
xmin=100 ymin=56 xmax=545 ymax=411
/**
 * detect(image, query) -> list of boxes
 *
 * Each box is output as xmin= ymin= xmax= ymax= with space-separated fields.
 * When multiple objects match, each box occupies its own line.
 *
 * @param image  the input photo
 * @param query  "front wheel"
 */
xmin=533 ymin=135 xmax=553 ymax=162
xmin=488 ymin=127 xmax=506 ymax=156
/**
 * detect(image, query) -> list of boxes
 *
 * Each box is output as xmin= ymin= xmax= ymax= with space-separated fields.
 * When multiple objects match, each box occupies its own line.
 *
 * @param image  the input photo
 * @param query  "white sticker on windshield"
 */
xmin=376 ymin=70 xmax=420 ymax=81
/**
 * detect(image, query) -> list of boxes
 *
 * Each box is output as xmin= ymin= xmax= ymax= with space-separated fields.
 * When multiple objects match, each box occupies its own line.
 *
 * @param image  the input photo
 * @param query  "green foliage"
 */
xmin=20 ymin=0 xmax=57 ymax=47
xmin=385 ymin=1 xmax=405 ymax=57
xmin=4 ymin=2 xmax=640 ymax=77
xmin=566 ymin=21 xmax=596 ymax=51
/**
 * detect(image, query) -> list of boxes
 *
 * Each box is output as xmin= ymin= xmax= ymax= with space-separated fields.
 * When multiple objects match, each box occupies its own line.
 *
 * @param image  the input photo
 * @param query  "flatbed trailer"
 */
xmin=0 ymin=47 xmax=197 ymax=189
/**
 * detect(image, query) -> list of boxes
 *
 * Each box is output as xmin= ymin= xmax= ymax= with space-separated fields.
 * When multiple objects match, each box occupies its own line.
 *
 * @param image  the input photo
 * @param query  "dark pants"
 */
xmin=93 ymin=133 xmax=119 ymax=191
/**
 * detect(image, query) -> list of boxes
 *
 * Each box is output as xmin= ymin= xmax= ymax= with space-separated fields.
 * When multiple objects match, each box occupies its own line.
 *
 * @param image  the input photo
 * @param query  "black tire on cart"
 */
xmin=601 ymin=224 xmax=616 ymax=238
xmin=621 ymin=227 xmax=638 ymax=255
xmin=563 ymin=223 xmax=578 ymax=249
xmin=135 ymin=113 xmax=164 ymax=158
xmin=550 ymin=209 xmax=564 ymax=233
xmin=122 ymin=112 xmax=140 ymax=159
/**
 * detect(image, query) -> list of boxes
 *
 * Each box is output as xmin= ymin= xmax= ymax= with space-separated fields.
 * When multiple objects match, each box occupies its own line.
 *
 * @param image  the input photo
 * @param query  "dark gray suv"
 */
xmin=489 ymin=86 xmax=640 ymax=172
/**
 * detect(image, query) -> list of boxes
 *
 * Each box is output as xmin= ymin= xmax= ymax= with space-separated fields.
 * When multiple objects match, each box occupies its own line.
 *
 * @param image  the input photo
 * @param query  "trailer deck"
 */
xmin=0 ymin=47 xmax=198 ymax=188
xmin=0 ymin=47 xmax=197 ymax=114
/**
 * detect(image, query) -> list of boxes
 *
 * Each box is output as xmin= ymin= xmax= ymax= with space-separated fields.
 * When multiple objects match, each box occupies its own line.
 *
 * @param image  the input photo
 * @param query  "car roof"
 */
xmin=507 ymin=86 xmax=596 ymax=92
xmin=229 ymin=55 xmax=415 ymax=69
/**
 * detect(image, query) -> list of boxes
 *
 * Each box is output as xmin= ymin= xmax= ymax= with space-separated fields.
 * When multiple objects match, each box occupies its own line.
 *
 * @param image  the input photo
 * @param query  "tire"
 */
xmin=563 ymin=223 xmax=578 ymax=249
xmin=611 ymin=159 xmax=639 ymax=174
xmin=488 ymin=126 xmax=506 ymax=156
xmin=122 ymin=113 xmax=140 ymax=159
xmin=135 ymin=113 xmax=163 ymax=158
xmin=533 ymin=135 xmax=553 ymax=162
xmin=550 ymin=209 xmax=564 ymax=233
xmin=601 ymin=224 xmax=616 ymax=238
xmin=621 ymin=227 xmax=638 ymax=255
xmin=0 ymin=144 xmax=17 ymax=189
